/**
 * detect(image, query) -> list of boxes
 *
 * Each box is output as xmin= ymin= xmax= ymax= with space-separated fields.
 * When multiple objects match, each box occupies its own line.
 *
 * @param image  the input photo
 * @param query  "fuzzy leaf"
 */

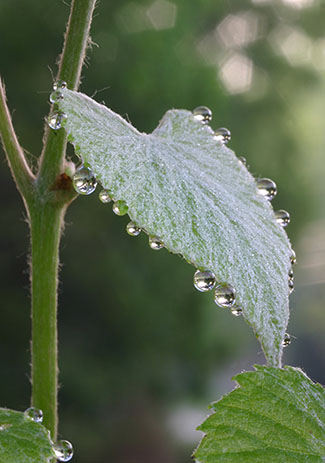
xmin=0 ymin=408 xmax=54 ymax=463
xmin=58 ymin=89 xmax=293 ymax=366
xmin=194 ymin=366 xmax=325 ymax=463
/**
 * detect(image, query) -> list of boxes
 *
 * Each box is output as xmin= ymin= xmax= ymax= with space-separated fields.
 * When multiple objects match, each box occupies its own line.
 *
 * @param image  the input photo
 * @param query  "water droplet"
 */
xmin=214 ymin=127 xmax=231 ymax=144
xmin=256 ymin=178 xmax=277 ymax=201
xmin=288 ymin=279 xmax=294 ymax=294
xmin=24 ymin=407 xmax=43 ymax=423
xmin=126 ymin=221 xmax=141 ymax=236
xmin=49 ymin=90 xmax=64 ymax=104
xmin=112 ymin=200 xmax=128 ymax=216
xmin=48 ymin=111 xmax=67 ymax=130
xmin=193 ymin=270 xmax=216 ymax=292
xmin=193 ymin=106 xmax=212 ymax=124
xmin=149 ymin=236 xmax=164 ymax=250
xmin=231 ymin=305 xmax=242 ymax=317
xmin=282 ymin=333 xmax=291 ymax=347
xmin=72 ymin=165 xmax=97 ymax=195
xmin=275 ymin=209 xmax=290 ymax=227
xmin=53 ymin=80 xmax=67 ymax=91
xmin=98 ymin=189 xmax=111 ymax=203
xmin=288 ymin=269 xmax=294 ymax=281
xmin=290 ymin=250 xmax=297 ymax=265
xmin=52 ymin=440 xmax=74 ymax=462
xmin=238 ymin=156 xmax=247 ymax=166
xmin=214 ymin=283 xmax=236 ymax=308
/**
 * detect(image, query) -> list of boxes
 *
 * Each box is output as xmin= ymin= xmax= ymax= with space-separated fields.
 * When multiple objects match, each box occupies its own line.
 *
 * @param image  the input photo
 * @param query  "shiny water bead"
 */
xmin=238 ymin=156 xmax=247 ymax=166
xmin=290 ymin=250 xmax=297 ymax=265
xmin=193 ymin=106 xmax=212 ymax=124
xmin=72 ymin=165 xmax=97 ymax=195
xmin=112 ymin=200 xmax=128 ymax=216
xmin=48 ymin=111 xmax=67 ymax=130
xmin=275 ymin=209 xmax=290 ymax=227
xmin=149 ymin=236 xmax=164 ymax=250
xmin=231 ymin=305 xmax=242 ymax=317
xmin=126 ymin=221 xmax=141 ymax=236
xmin=24 ymin=407 xmax=43 ymax=423
xmin=282 ymin=333 xmax=291 ymax=347
xmin=53 ymin=80 xmax=67 ymax=91
xmin=214 ymin=283 xmax=236 ymax=308
xmin=214 ymin=127 xmax=231 ymax=144
xmin=288 ymin=269 xmax=294 ymax=281
xmin=52 ymin=440 xmax=74 ymax=462
xmin=256 ymin=178 xmax=277 ymax=201
xmin=193 ymin=270 xmax=216 ymax=292
xmin=288 ymin=279 xmax=294 ymax=294
xmin=99 ymin=189 xmax=111 ymax=203
xmin=49 ymin=90 xmax=64 ymax=104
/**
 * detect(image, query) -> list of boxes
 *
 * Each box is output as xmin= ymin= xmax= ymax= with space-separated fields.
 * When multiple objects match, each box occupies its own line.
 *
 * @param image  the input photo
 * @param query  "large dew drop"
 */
xmin=214 ymin=283 xmax=236 ymax=308
xmin=72 ymin=165 xmax=97 ymax=195
xmin=214 ymin=127 xmax=231 ymax=144
xmin=275 ymin=209 xmax=290 ymax=227
xmin=112 ymin=200 xmax=128 ymax=216
xmin=193 ymin=270 xmax=216 ymax=292
xmin=52 ymin=440 xmax=74 ymax=462
xmin=24 ymin=407 xmax=43 ymax=423
xmin=126 ymin=221 xmax=141 ymax=236
xmin=48 ymin=111 xmax=67 ymax=130
xmin=149 ymin=236 xmax=164 ymax=250
xmin=192 ymin=106 xmax=212 ymax=124
xmin=256 ymin=178 xmax=277 ymax=201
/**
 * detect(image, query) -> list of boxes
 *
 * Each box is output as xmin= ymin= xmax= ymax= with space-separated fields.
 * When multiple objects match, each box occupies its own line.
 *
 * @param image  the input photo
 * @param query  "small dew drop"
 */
xmin=112 ymin=200 xmax=128 ymax=216
xmin=192 ymin=106 xmax=212 ymax=124
xmin=52 ymin=440 xmax=74 ymax=462
xmin=72 ymin=165 xmax=97 ymax=195
xmin=214 ymin=127 xmax=231 ymax=144
xmin=53 ymin=80 xmax=67 ymax=91
xmin=231 ymin=305 xmax=242 ymax=317
xmin=193 ymin=270 xmax=216 ymax=292
xmin=126 ymin=221 xmax=141 ymax=236
xmin=24 ymin=407 xmax=43 ymax=423
xmin=214 ymin=283 xmax=236 ymax=308
xmin=275 ymin=209 xmax=290 ymax=227
xmin=288 ymin=279 xmax=294 ymax=294
xmin=238 ymin=156 xmax=247 ymax=166
xmin=290 ymin=250 xmax=297 ymax=265
xmin=149 ymin=236 xmax=164 ymax=250
xmin=48 ymin=111 xmax=67 ymax=130
xmin=98 ymin=189 xmax=111 ymax=203
xmin=256 ymin=178 xmax=277 ymax=201
xmin=288 ymin=269 xmax=294 ymax=281
xmin=49 ymin=90 xmax=64 ymax=104
xmin=282 ymin=333 xmax=291 ymax=347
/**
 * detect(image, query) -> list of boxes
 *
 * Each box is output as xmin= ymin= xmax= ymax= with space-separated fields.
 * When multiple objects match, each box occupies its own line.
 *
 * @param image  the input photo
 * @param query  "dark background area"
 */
xmin=0 ymin=0 xmax=324 ymax=462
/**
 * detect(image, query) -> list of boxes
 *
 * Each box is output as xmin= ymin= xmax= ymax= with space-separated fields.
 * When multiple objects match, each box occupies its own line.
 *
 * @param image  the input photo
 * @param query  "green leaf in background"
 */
xmin=194 ymin=366 xmax=325 ymax=462
xmin=57 ymin=89 xmax=293 ymax=367
xmin=0 ymin=408 xmax=54 ymax=463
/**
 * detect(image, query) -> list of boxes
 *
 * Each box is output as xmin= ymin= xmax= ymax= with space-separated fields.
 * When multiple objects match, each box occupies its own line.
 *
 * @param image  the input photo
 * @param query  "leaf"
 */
xmin=194 ymin=366 xmax=325 ymax=463
xmin=0 ymin=408 xmax=54 ymax=463
xmin=58 ymin=89 xmax=293 ymax=367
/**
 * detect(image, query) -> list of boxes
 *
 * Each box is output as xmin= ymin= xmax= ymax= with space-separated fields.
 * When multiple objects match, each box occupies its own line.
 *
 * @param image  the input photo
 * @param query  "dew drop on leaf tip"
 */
xmin=72 ymin=165 xmax=97 ymax=195
xmin=214 ymin=283 xmax=236 ymax=308
xmin=23 ymin=407 xmax=43 ymax=423
xmin=52 ymin=440 xmax=74 ymax=462
xmin=214 ymin=127 xmax=231 ymax=144
xmin=149 ymin=236 xmax=164 ymax=250
xmin=256 ymin=178 xmax=277 ymax=201
xmin=126 ymin=221 xmax=141 ymax=236
xmin=275 ymin=209 xmax=290 ymax=227
xmin=98 ymin=189 xmax=111 ymax=203
xmin=192 ymin=106 xmax=212 ymax=124
xmin=193 ymin=269 xmax=216 ymax=292
xmin=112 ymin=200 xmax=128 ymax=216
xmin=48 ymin=111 xmax=67 ymax=130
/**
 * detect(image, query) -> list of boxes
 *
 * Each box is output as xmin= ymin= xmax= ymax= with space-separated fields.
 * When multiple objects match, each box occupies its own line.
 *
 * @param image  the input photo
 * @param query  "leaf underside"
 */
xmin=58 ymin=89 xmax=293 ymax=366
xmin=194 ymin=366 xmax=325 ymax=463
xmin=0 ymin=408 xmax=54 ymax=463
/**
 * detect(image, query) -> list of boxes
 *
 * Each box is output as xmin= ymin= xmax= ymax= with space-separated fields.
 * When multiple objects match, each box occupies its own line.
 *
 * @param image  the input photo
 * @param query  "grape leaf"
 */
xmin=0 ymin=408 xmax=54 ymax=463
xmin=58 ymin=89 xmax=293 ymax=367
xmin=194 ymin=366 xmax=325 ymax=463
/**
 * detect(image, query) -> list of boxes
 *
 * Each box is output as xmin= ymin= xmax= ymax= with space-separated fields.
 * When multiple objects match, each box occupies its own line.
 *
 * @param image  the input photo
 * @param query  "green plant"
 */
xmin=0 ymin=1 xmax=324 ymax=462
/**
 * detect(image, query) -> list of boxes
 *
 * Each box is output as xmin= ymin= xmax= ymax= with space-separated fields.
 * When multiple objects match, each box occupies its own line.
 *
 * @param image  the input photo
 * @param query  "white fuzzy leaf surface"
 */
xmin=58 ymin=89 xmax=293 ymax=367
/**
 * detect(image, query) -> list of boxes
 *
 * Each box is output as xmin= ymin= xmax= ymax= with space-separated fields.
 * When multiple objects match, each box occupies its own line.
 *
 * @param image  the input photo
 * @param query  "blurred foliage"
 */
xmin=0 ymin=0 xmax=324 ymax=462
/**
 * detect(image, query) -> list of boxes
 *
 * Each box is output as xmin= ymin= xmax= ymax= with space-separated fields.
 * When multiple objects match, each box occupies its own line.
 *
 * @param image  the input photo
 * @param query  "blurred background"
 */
xmin=0 ymin=0 xmax=324 ymax=461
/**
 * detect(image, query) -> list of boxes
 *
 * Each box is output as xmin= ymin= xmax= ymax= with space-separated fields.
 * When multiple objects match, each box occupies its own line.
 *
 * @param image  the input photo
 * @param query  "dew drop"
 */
xmin=52 ymin=440 xmax=74 ymax=462
xmin=49 ymin=90 xmax=64 ymax=104
xmin=24 ymin=407 xmax=43 ymax=423
xmin=288 ymin=279 xmax=294 ymax=294
xmin=231 ymin=305 xmax=242 ymax=317
xmin=256 ymin=178 xmax=277 ymax=201
xmin=112 ymin=200 xmax=128 ymax=216
xmin=193 ymin=106 xmax=212 ymax=124
xmin=149 ymin=236 xmax=164 ymax=250
xmin=72 ymin=165 xmax=97 ymax=195
xmin=53 ymin=80 xmax=67 ymax=91
xmin=282 ymin=333 xmax=291 ymax=347
xmin=126 ymin=221 xmax=141 ymax=236
xmin=214 ymin=127 xmax=231 ymax=144
xmin=193 ymin=270 xmax=216 ymax=292
xmin=98 ymin=189 xmax=111 ymax=203
xmin=238 ymin=156 xmax=247 ymax=166
xmin=48 ymin=111 xmax=67 ymax=130
xmin=214 ymin=283 xmax=236 ymax=308
xmin=275 ymin=209 xmax=290 ymax=227
xmin=288 ymin=269 xmax=294 ymax=281
xmin=290 ymin=250 xmax=297 ymax=265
